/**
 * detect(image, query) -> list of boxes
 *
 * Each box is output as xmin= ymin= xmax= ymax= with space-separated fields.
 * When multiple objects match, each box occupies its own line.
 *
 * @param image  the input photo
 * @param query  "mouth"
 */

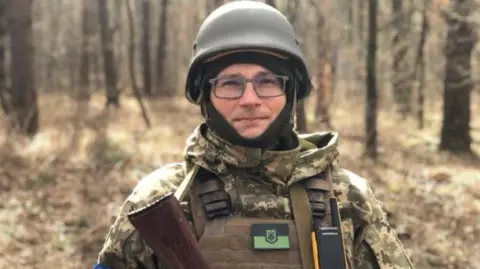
xmin=233 ymin=117 xmax=269 ymax=122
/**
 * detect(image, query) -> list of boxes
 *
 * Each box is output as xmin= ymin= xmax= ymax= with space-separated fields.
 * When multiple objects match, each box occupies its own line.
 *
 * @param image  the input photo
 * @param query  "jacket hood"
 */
xmin=183 ymin=123 xmax=339 ymax=186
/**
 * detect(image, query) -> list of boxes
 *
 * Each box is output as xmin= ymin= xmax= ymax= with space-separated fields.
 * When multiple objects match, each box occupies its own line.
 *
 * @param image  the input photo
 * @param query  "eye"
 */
xmin=257 ymin=75 xmax=281 ymax=86
xmin=218 ymin=77 xmax=243 ymax=87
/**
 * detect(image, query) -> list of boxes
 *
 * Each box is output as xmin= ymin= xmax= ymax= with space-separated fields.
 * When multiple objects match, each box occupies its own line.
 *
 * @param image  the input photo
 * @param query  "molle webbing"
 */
xmin=199 ymin=218 xmax=302 ymax=269
xmin=189 ymin=170 xmax=336 ymax=269
xmin=304 ymin=174 xmax=331 ymax=228
xmin=189 ymin=176 xmax=232 ymax=238
xmin=196 ymin=179 xmax=231 ymax=219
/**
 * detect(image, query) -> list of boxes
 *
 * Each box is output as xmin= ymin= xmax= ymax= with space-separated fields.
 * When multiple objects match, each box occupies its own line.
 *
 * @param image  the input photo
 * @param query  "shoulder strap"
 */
xmin=289 ymin=182 xmax=315 ymax=269
xmin=290 ymin=165 xmax=340 ymax=269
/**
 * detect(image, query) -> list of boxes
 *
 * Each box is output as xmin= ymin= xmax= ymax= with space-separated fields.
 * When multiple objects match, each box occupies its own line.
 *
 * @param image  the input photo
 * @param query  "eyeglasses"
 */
xmin=208 ymin=74 xmax=289 ymax=99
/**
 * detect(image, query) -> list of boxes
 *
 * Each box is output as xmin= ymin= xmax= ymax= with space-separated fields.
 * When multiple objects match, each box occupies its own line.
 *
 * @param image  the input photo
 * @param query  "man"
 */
xmin=94 ymin=2 xmax=415 ymax=269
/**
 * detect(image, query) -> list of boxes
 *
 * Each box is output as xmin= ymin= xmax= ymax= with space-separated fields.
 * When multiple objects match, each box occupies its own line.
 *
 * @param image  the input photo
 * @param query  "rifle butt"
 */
xmin=127 ymin=192 xmax=210 ymax=269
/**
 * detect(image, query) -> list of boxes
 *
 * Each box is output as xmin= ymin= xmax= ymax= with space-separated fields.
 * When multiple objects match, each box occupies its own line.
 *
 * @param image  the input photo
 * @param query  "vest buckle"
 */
xmin=199 ymin=187 xmax=231 ymax=219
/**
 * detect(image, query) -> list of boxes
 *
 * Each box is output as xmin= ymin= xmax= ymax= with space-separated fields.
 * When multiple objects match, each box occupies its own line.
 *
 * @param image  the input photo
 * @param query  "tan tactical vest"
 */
xmin=188 ymin=169 xmax=347 ymax=269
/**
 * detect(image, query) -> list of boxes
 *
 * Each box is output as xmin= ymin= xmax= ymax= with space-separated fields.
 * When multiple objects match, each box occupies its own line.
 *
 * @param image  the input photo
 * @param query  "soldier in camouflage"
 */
xmin=94 ymin=1 xmax=416 ymax=269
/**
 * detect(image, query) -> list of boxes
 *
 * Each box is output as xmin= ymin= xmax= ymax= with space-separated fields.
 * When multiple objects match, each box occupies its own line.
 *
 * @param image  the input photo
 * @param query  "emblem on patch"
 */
xmin=250 ymin=223 xmax=290 ymax=250
xmin=266 ymin=229 xmax=277 ymax=243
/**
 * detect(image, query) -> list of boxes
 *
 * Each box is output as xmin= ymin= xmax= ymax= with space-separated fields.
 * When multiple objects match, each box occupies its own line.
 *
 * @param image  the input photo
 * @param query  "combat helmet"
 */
xmin=185 ymin=0 xmax=312 ymax=105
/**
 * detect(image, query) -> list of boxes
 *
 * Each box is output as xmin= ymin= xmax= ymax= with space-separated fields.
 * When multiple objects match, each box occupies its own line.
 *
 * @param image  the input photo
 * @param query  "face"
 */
xmin=210 ymin=63 xmax=287 ymax=139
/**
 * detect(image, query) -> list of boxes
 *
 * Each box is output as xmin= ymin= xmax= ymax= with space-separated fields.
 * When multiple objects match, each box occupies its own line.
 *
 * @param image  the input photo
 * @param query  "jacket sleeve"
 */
xmin=94 ymin=163 xmax=187 ymax=269
xmin=351 ymin=176 xmax=415 ymax=269
xmin=353 ymin=221 xmax=415 ymax=269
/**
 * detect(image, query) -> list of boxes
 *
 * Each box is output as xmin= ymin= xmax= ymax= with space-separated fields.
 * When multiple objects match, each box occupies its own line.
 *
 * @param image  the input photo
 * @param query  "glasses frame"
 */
xmin=208 ymin=74 xmax=290 ymax=100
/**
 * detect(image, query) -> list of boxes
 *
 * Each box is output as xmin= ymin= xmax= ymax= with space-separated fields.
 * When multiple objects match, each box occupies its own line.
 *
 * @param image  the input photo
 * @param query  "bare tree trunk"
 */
xmin=98 ymin=0 xmax=119 ymax=107
xmin=44 ymin=0 xmax=61 ymax=92
xmin=344 ymin=1 xmax=357 ymax=95
xmin=68 ymin=46 xmax=79 ymax=93
xmin=155 ymin=0 xmax=170 ymax=96
xmin=0 ymin=1 xmax=7 ymax=117
xmin=46 ymin=25 xmax=58 ymax=92
xmin=284 ymin=0 xmax=307 ymax=133
xmin=92 ymin=48 xmax=102 ymax=91
xmin=365 ymin=0 xmax=378 ymax=159
xmin=358 ymin=0 xmax=365 ymax=42
xmin=189 ymin=3 xmax=201 ymax=62
xmin=414 ymin=0 xmax=430 ymax=129
xmin=347 ymin=0 xmax=354 ymax=44
xmin=126 ymin=0 xmax=151 ymax=128
xmin=286 ymin=0 xmax=299 ymax=27
xmin=45 ymin=55 xmax=56 ymax=92
xmin=265 ymin=0 xmax=276 ymax=7
xmin=213 ymin=0 xmax=223 ymax=8
xmin=79 ymin=0 xmax=97 ymax=101
xmin=391 ymin=0 xmax=412 ymax=118
xmin=355 ymin=0 xmax=366 ymax=93
xmin=113 ymin=0 xmax=126 ymax=90
xmin=313 ymin=3 xmax=332 ymax=130
xmin=141 ymin=0 xmax=152 ymax=96
xmin=349 ymin=1 xmax=368 ymax=94
xmin=6 ymin=0 xmax=39 ymax=136
xmin=207 ymin=0 xmax=224 ymax=13
xmin=440 ymin=0 xmax=476 ymax=153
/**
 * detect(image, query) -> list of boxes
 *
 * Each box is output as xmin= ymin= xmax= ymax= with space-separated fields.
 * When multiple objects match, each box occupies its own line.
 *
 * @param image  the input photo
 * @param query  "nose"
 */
xmin=238 ymin=81 xmax=261 ymax=107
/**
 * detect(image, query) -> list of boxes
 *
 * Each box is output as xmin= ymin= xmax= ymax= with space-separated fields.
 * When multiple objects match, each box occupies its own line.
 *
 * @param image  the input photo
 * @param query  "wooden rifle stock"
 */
xmin=127 ymin=192 xmax=210 ymax=269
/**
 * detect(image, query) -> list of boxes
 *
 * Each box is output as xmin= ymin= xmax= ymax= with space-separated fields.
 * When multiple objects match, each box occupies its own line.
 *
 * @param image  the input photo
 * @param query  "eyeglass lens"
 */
xmin=212 ymin=75 xmax=287 ymax=99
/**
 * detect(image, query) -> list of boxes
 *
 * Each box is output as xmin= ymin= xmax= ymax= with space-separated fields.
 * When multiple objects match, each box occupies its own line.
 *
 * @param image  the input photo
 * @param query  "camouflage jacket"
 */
xmin=95 ymin=124 xmax=415 ymax=269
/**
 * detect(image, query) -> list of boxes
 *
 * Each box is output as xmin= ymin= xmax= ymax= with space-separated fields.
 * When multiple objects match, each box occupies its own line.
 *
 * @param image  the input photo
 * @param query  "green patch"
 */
xmin=250 ymin=223 xmax=290 ymax=250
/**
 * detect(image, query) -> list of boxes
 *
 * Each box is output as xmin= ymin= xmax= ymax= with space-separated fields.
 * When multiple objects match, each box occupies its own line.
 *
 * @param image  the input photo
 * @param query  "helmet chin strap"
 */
xmin=204 ymin=100 xmax=292 ymax=149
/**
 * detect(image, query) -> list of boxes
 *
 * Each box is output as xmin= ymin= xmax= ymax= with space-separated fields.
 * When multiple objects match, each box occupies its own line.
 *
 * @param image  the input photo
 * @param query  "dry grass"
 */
xmin=0 ymin=90 xmax=479 ymax=269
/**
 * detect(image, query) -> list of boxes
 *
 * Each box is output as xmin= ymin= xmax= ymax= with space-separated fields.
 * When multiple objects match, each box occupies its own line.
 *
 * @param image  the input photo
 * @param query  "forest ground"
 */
xmin=0 ymin=89 xmax=479 ymax=269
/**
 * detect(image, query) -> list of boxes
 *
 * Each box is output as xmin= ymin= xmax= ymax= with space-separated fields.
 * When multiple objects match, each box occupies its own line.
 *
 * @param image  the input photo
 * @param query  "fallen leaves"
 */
xmin=0 ymin=92 xmax=479 ymax=269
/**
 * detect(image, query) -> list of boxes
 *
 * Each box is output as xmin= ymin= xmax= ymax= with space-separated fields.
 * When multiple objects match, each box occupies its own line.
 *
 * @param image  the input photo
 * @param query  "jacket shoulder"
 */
xmin=338 ymin=168 xmax=370 ymax=194
xmin=333 ymin=167 xmax=386 ymax=224
xmin=128 ymin=162 xmax=186 ymax=207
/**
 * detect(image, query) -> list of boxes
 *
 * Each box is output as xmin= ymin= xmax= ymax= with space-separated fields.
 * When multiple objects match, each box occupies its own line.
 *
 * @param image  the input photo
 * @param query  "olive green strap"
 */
xmin=290 ymin=183 xmax=314 ymax=269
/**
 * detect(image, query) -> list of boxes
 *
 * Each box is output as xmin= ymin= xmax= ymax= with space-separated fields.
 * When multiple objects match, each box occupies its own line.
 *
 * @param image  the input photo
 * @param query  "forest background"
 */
xmin=0 ymin=0 xmax=479 ymax=268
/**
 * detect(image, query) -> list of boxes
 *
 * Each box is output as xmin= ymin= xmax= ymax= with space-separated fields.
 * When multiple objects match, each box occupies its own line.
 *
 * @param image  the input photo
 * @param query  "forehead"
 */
xmin=217 ymin=63 xmax=271 ymax=77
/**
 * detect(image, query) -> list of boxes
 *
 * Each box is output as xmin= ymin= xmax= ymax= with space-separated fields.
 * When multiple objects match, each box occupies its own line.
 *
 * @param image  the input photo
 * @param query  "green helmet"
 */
xmin=185 ymin=0 xmax=312 ymax=105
